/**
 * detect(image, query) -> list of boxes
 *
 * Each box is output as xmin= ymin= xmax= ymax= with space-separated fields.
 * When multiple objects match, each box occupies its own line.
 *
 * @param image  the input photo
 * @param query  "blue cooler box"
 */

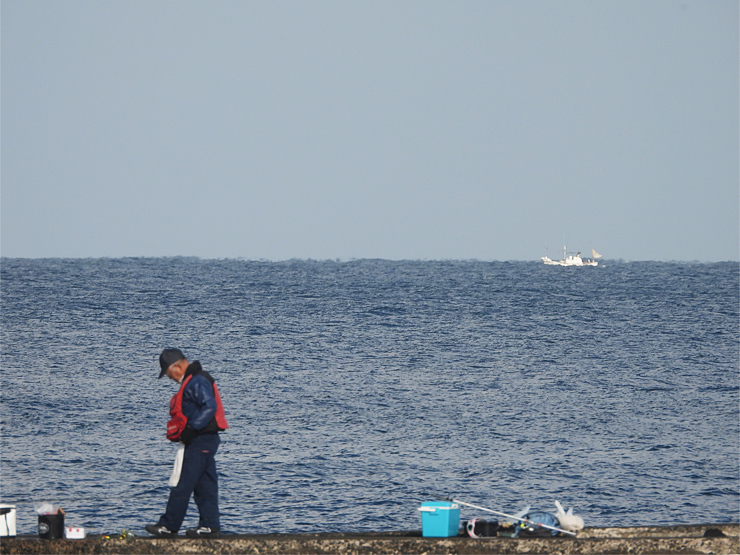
xmin=419 ymin=501 xmax=460 ymax=537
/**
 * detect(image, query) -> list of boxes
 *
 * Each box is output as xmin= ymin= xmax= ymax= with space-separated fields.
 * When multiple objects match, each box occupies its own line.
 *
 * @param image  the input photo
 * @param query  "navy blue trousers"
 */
xmin=159 ymin=433 xmax=221 ymax=532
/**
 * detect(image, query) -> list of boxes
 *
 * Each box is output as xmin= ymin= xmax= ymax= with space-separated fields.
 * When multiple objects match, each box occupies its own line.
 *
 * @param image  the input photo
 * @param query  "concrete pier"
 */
xmin=1 ymin=524 xmax=737 ymax=554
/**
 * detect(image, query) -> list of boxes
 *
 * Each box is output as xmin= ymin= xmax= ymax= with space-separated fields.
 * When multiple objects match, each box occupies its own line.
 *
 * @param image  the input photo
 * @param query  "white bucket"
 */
xmin=66 ymin=526 xmax=86 ymax=539
xmin=0 ymin=504 xmax=16 ymax=537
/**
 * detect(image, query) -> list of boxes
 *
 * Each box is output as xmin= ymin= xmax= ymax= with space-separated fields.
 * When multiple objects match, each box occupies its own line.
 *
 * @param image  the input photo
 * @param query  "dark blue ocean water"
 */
xmin=1 ymin=258 xmax=738 ymax=536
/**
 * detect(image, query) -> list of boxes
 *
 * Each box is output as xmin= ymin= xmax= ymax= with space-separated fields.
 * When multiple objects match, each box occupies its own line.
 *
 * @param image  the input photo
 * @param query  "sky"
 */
xmin=2 ymin=1 xmax=738 ymax=262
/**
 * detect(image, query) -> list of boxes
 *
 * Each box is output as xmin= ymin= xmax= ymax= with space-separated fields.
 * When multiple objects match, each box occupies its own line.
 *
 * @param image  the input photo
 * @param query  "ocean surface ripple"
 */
xmin=1 ymin=258 xmax=738 ymax=535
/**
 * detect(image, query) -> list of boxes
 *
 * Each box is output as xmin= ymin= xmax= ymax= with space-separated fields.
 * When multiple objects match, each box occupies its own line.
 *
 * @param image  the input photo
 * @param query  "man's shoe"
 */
xmin=145 ymin=524 xmax=176 ymax=537
xmin=185 ymin=526 xmax=221 ymax=538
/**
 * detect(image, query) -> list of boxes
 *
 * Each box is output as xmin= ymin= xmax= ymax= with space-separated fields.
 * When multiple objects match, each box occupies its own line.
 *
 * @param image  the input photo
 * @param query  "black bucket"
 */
xmin=38 ymin=513 xmax=64 ymax=539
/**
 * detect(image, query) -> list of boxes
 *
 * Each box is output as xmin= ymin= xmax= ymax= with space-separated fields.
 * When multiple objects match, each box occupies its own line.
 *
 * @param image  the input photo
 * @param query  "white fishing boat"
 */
xmin=542 ymin=246 xmax=602 ymax=266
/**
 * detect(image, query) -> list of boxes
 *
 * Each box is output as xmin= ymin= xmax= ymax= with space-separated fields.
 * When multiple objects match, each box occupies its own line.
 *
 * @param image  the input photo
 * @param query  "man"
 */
xmin=146 ymin=348 xmax=228 ymax=538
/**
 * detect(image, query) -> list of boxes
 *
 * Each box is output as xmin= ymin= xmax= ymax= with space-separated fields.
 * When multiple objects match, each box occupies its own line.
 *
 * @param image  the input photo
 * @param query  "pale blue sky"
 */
xmin=2 ymin=1 xmax=738 ymax=261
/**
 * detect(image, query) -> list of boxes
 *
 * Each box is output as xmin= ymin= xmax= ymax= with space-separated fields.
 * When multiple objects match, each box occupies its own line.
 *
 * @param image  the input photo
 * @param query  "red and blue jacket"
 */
xmin=167 ymin=361 xmax=228 ymax=443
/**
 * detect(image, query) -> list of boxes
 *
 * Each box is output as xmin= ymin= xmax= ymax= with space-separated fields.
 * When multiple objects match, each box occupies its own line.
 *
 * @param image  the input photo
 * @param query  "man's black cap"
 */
xmin=159 ymin=348 xmax=185 ymax=378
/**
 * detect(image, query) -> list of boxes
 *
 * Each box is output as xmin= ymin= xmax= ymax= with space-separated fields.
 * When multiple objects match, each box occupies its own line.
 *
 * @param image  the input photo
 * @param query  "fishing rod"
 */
xmin=445 ymin=497 xmax=577 ymax=537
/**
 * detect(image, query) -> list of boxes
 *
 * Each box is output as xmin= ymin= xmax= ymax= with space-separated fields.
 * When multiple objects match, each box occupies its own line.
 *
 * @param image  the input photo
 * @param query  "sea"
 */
xmin=1 ymin=258 xmax=738 ymax=537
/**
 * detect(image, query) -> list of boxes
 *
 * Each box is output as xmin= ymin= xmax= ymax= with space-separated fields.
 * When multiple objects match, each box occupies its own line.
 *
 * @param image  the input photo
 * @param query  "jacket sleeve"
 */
xmin=183 ymin=375 xmax=218 ymax=431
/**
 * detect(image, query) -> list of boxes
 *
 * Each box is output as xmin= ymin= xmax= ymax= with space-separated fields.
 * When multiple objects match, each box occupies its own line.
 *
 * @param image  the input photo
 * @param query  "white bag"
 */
xmin=169 ymin=442 xmax=185 ymax=487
